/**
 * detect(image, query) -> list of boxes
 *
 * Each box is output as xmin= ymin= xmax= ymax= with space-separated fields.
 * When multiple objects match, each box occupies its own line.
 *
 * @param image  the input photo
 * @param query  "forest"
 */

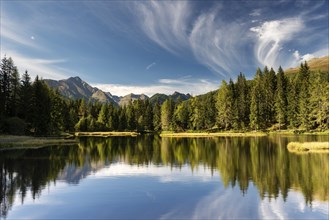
xmin=0 ymin=56 xmax=328 ymax=135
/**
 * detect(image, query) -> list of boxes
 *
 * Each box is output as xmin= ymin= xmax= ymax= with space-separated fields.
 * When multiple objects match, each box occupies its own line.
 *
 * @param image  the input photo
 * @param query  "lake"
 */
xmin=1 ymin=135 xmax=328 ymax=219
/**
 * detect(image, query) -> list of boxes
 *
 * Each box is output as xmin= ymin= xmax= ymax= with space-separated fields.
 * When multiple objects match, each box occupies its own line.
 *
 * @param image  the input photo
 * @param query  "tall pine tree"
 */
xmin=250 ymin=68 xmax=265 ymax=131
xmin=275 ymin=66 xmax=287 ymax=130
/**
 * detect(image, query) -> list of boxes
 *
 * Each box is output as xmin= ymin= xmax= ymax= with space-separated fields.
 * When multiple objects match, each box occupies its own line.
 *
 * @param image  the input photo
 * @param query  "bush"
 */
xmin=4 ymin=117 xmax=27 ymax=135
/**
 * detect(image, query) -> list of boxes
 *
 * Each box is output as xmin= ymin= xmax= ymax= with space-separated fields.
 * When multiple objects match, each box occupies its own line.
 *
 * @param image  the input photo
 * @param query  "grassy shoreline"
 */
xmin=0 ymin=135 xmax=77 ymax=149
xmin=287 ymin=142 xmax=329 ymax=153
xmin=74 ymin=131 xmax=140 ymax=137
xmin=160 ymin=130 xmax=329 ymax=137
xmin=160 ymin=132 xmax=267 ymax=137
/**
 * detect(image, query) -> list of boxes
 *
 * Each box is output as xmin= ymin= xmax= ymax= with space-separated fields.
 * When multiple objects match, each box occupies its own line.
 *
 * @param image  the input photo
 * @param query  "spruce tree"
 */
xmin=0 ymin=56 xmax=15 ymax=117
xmin=18 ymin=71 xmax=33 ymax=122
xmin=263 ymin=67 xmax=277 ymax=126
xmin=9 ymin=66 xmax=20 ymax=117
xmin=216 ymin=80 xmax=234 ymax=130
xmin=249 ymin=68 xmax=265 ymax=131
xmin=31 ymin=76 xmax=51 ymax=135
xmin=174 ymin=101 xmax=189 ymax=131
xmin=236 ymin=73 xmax=250 ymax=129
xmin=49 ymin=89 xmax=64 ymax=134
xmin=153 ymin=100 xmax=161 ymax=131
xmin=309 ymin=71 xmax=329 ymax=130
xmin=275 ymin=66 xmax=287 ymax=130
xmin=287 ymin=76 xmax=299 ymax=128
xmin=297 ymin=62 xmax=311 ymax=130
xmin=161 ymin=98 xmax=174 ymax=131
xmin=97 ymin=104 xmax=108 ymax=131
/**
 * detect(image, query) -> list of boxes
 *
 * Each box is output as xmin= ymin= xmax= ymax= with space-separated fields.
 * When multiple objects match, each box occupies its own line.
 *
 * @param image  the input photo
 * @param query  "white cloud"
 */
xmin=189 ymin=10 xmax=245 ymax=77
xmin=146 ymin=62 xmax=156 ymax=70
xmin=0 ymin=49 xmax=69 ymax=80
xmin=289 ymin=49 xmax=325 ymax=68
xmin=135 ymin=2 xmax=249 ymax=77
xmin=91 ymin=163 xmax=217 ymax=183
xmin=259 ymin=190 xmax=329 ymax=219
xmin=250 ymin=17 xmax=304 ymax=69
xmin=135 ymin=1 xmax=191 ymax=54
xmin=92 ymin=78 xmax=219 ymax=97
xmin=250 ymin=9 xmax=262 ymax=17
xmin=301 ymin=53 xmax=315 ymax=61
xmin=1 ymin=22 xmax=40 ymax=49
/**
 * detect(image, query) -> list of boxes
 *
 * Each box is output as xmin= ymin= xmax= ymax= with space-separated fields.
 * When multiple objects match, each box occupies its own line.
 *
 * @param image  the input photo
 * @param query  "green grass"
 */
xmin=74 ymin=131 xmax=139 ymax=137
xmin=160 ymin=131 xmax=267 ymax=137
xmin=269 ymin=130 xmax=329 ymax=135
xmin=287 ymin=142 xmax=329 ymax=153
xmin=0 ymin=135 xmax=77 ymax=149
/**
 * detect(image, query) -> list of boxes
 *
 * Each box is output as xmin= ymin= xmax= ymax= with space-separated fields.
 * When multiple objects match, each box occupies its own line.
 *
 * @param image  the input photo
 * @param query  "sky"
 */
xmin=1 ymin=0 xmax=328 ymax=96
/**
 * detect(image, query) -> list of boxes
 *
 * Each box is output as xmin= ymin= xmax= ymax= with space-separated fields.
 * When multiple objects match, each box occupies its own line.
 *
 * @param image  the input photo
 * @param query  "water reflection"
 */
xmin=1 ymin=135 xmax=328 ymax=218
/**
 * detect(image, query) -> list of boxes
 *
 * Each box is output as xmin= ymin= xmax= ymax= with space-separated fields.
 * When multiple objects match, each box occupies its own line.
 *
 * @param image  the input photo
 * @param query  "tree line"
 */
xmin=0 ymin=56 xmax=328 ymax=135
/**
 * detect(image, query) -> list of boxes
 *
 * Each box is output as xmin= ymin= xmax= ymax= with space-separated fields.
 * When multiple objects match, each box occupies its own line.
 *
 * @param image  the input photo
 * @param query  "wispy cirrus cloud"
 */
xmin=146 ymin=62 xmax=156 ymax=70
xmin=189 ymin=9 xmax=247 ymax=77
xmin=134 ymin=2 xmax=250 ymax=77
xmin=92 ymin=77 xmax=219 ymax=97
xmin=135 ymin=1 xmax=191 ymax=55
xmin=250 ymin=17 xmax=304 ymax=69
xmin=1 ymin=21 xmax=40 ymax=49
xmin=249 ymin=9 xmax=262 ymax=17
xmin=0 ymin=49 xmax=69 ymax=80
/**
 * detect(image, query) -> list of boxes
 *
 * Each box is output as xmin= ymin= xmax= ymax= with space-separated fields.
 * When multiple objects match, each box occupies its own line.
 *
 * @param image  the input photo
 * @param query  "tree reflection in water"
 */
xmin=1 ymin=135 xmax=328 ymax=217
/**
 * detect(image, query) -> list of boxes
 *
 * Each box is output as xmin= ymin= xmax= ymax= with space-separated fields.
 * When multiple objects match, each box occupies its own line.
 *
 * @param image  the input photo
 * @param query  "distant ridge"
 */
xmin=285 ymin=55 xmax=329 ymax=75
xmin=44 ymin=76 xmax=119 ymax=105
xmin=44 ymin=76 xmax=192 ymax=105
xmin=119 ymin=93 xmax=149 ymax=106
xmin=150 ymin=92 xmax=192 ymax=105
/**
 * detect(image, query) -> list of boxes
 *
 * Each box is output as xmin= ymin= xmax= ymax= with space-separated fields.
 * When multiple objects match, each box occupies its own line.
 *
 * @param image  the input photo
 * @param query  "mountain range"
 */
xmin=44 ymin=56 xmax=328 ymax=105
xmin=44 ymin=76 xmax=191 ymax=106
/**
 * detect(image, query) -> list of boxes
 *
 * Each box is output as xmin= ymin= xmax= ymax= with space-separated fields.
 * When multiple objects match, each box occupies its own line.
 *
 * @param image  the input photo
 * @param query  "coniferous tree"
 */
xmin=31 ymin=76 xmax=51 ymax=135
xmin=275 ymin=66 xmax=287 ymax=130
xmin=62 ymin=101 xmax=77 ymax=132
xmin=9 ymin=66 xmax=20 ymax=117
xmin=309 ymin=71 xmax=329 ymax=130
xmin=250 ymin=68 xmax=265 ymax=131
xmin=297 ymin=62 xmax=311 ymax=130
xmin=97 ymin=104 xmax=108 ymax=131
xmin=228 ymin=79 xmax=239 ymax=130
xmin=18 ymin=71 xmax=33 ymax=122
xmin=203 ymin=92 xmax=216 ymax=129
xmin=0 ymin=56 xmax=15 ymax=117
xmin=263 ymin=67 xmax=277 ymax=126
xmin=106 ymin=102 xmax=115 ymax=130
xmin=126 ymin=102 xmax=136 ymax=130
xmin=153 ymin=100 xmax=161 ymax=131
xmin=144 ymin=100 xmax=154 ymax=131
xmin=216 ymin=80 xmax=234 ymax=130
xmin=190 ymin=97 xmax=204 ymax=130
xmin=118 ymin=107 xmax=127 ymax=131
xmin=49 ymin=89 xmax=64 ymax=134
xmin=161 ymin=98 xmax=174 ymax=131
xmin=236 ymin=73 xmax=250 ymax=129
xmin=78 ymin=99 xmax=88 ymax=118
xmin=174 ymin=101 xmax=189 ymax=131
xmin=287 ymin=76 xmax=299 ymax=128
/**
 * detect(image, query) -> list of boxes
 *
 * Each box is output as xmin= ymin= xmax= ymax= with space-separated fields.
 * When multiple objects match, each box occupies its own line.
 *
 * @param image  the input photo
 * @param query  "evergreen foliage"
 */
xmin=0 ymin=56 xmax=328 ymax=134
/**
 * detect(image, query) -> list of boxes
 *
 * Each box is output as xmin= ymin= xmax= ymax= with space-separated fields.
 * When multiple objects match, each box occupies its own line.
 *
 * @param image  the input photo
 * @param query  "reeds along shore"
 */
xmin=287 ymin=142 xmax=329 ymax=153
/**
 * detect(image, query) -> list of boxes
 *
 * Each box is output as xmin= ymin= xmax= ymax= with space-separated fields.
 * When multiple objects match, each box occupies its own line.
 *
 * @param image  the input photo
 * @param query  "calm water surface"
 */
xmin=1 ymin=135 xmax=328 ymax=219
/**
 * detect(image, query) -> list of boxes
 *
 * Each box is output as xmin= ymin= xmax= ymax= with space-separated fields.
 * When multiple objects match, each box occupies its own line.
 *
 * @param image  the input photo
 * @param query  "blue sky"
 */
xmin=1 ymin=0 xmax=328 ymax=96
